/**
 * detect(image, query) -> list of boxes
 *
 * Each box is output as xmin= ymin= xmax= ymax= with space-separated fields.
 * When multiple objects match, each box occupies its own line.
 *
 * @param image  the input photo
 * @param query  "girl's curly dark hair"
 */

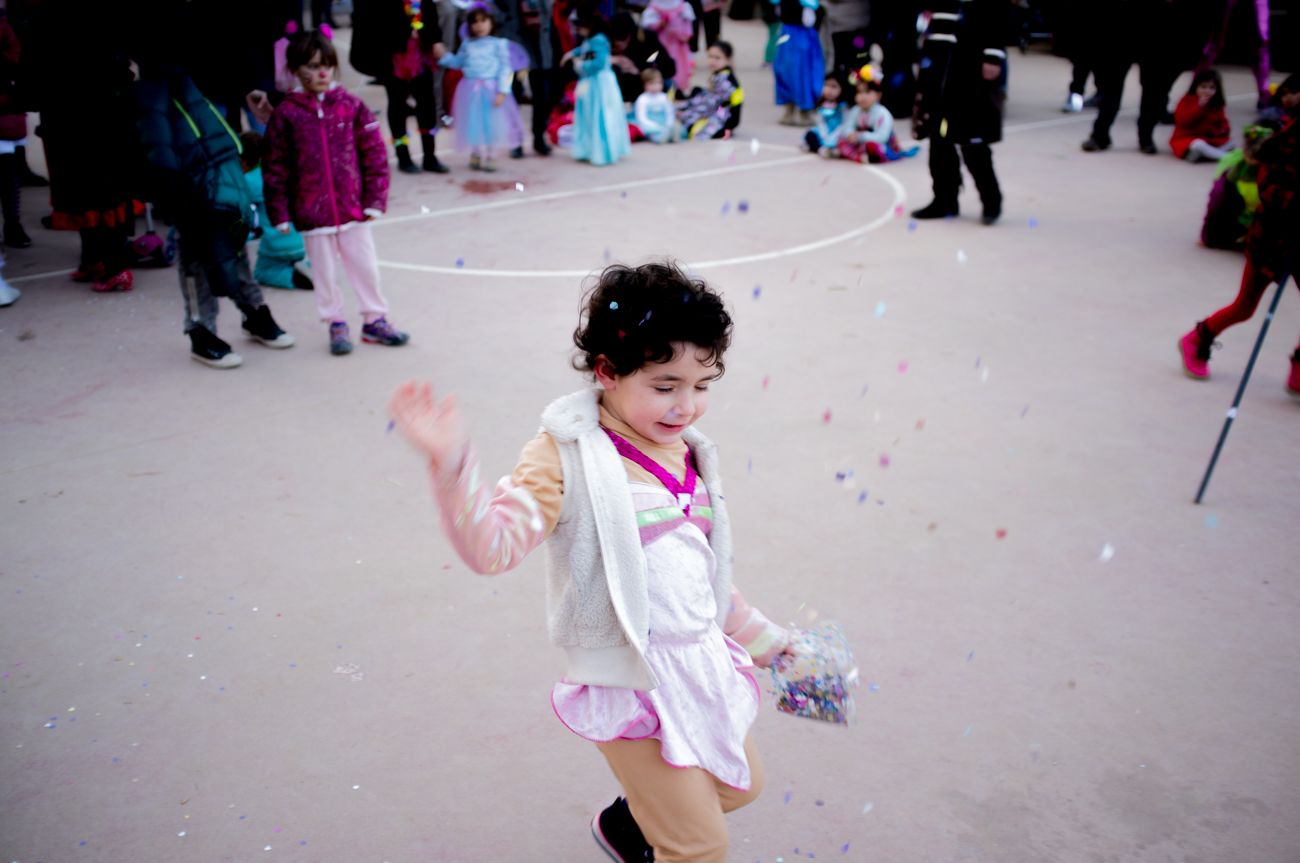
xmin=573 ymin=261 xmax=733 ymax=379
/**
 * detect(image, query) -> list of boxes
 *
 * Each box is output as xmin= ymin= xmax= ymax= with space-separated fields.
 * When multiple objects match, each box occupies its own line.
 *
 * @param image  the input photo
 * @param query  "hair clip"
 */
xmin=638 ymin=310 xmax=652 ymax=326
xmin=617 ymin=329 xmax=626 ymax=339
xmin=320 ymin=23 xmax=334 ymax=39
xmin=285 ymin=20 xmax=300 ymax=34
xmin=609 ymin=301 xmax=619 ymax=310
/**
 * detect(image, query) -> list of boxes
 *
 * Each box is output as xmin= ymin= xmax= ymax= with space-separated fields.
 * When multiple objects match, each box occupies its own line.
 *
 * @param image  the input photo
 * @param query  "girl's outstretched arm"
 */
xmin=724 ymin=586 xmax=791 ymax=667
xmin=390 ymin=382 xmax=558 ymax=575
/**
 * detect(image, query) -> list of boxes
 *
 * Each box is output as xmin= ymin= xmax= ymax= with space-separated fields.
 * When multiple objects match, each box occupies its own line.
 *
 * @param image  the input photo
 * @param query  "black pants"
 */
xmin=1090 ymin=54 xmax=1175 ymax=147
xmin=929 ymin=136 xmax=1001 ymax=210
xmin=687 ymin=0 xmax=721 ymax=51
xmin=0 ymin=153 xmax=20 ymax=226
xmin=383 ymin=73 xmax=438 ymax=141
xmin=528 ymin=67 xmax=561 ymax=146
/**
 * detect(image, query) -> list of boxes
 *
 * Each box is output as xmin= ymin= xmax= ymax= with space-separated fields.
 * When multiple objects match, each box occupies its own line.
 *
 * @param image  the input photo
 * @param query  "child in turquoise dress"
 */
xmin=564 ymin=13 xmax=630 ymax=166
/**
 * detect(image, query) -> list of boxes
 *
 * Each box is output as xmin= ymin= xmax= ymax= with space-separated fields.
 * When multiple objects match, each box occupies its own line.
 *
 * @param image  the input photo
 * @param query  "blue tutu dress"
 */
xmin=439 ymin=35 xmax=526 ymax=152
xmin=773 ymin=24 xmax=824 ymax=111
xmin=571 ymin=34 xmax=631 ymax=166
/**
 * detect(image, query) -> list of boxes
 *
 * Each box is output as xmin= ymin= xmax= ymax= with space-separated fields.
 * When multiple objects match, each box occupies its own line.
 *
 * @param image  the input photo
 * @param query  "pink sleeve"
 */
xmin=262 ymin=108 xmax=293 ymax=229
xmin=427 ymin=436 xmax=559 ymax=575
xmin=723 ymin=586 xmax=790 ymax=667
xmin=354 ymin=99 xmax=390 ymax=214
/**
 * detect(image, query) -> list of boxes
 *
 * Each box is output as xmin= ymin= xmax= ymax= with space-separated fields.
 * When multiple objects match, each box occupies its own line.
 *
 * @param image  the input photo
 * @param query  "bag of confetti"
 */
xmin=770 ymin=622 xmax=859 ymax=725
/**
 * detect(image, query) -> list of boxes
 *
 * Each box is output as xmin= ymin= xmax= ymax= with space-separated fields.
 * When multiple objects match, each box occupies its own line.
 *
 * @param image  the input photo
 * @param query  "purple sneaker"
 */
xmin=329 ymin=321 xmax=353 ymax=355
xmin=361 ymin=316 xmax=410 ymax=346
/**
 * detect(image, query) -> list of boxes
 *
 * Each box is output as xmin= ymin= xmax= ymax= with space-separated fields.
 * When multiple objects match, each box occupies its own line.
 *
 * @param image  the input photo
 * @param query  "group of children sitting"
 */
xmin=799 ymin=68 xmax=917 ymax=164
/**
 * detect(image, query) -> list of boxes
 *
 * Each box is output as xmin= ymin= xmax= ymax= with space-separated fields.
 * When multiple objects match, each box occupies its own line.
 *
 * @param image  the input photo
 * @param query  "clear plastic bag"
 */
xmin=769 ymin=622 xmax=859 ymax=725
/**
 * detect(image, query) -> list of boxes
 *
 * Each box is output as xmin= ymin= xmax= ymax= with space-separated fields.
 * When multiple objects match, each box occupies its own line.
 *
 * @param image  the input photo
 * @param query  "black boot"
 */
xmin=911 ymin=200 xmax=959 ymax=219
xmin=290 ymin=263 xmax=314 ymax=291
xmin=238 ymin=303 xmax=295 ymax=348
xmin=421 ymin=133 xmax=449 ymax=173
xmin=395 ymin=143 xmax=422 ymax=175
xmin=188 ymin=325 xmax=242 ymax=368
xmin=533 ymin=135 xmax=552 ymax=156
xmin=591 ymin=798 xmax=653 ymax=862
xmin=4 ymin=222 xmax=32 ymax=248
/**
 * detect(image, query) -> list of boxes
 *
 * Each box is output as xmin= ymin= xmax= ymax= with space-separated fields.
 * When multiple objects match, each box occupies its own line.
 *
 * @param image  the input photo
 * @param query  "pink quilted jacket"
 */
xmin=263 ymin=85 xmax=390 ymax=232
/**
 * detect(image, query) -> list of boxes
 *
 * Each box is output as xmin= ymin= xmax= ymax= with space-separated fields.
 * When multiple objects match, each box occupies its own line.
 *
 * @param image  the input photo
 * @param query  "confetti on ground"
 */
xmin=721 ymin=201 xmax=732 ymax=215
xmin=857 ymin=491 xmax=867 ymax=504
xmin=1021 ymin=404 xmax=1031 ymax=418
xmin=995 ymin=528 xmax=1007 ymax=539
xmin=878 ymin=454 xmax=890 ymax=468
xmin=868 ymin=682 xmax=880 ymax=692
xmin=738 ymin=199 xmax=750 ymax=213
xmin=790 ymin=268 xmax=798 ymax=282
xmin=963 ymin=725 xmax=973 ymax=737
xmin=753 ymin=285 xmax=762 ymax=299
xmin=915 ymin=419 xmax=925 ymax=430
xmin=894 ymin=204 xmax=904 ymax=216
xmin=1205 ymin=514 xmax=1220 ymax=528
xmin=928 ymin=522 xmax=938 ymax=531
xmin=981 ymin=367 xmax=990 ymax=384
xmin=897 ymin=361 xmax=908 ymax=374
xmin=1028 ymin=217 xmax=1039 ymax=228
xmin=862 ymin=802 xmax=874 ymax=814
xmin=842 ymin=842 xmax=851 ymax=853
xmin=747 ymin=457 xmax=753 ymax=473
xmin=874 ymin=301 xmax=886 ymax=317
xmin=784 ymin=790 xmax=794 ymax=804
xmin=385 ymin=420 xmax=395 ymax=433
xmin=18 ymin=328 xmax=35 ymax=340
xmin=956 ymin=249 xmax=968 ymax=264
xmin=419 ymin=205 xmax=431 ymax=214
xmin=823 ymin=409 xmax=833 ymax=424
xmin=861 ymin=384 xmax=869 ymax=396
xmin=454 ymin=257 xmax=464 ymax=268
xmin=750 ymin=138 xmax=760 ymax=154
xmin=967 ymin=651 xmax=975 ymax=662
xmin=907 ymin=220 xmax=918 ymax=232
xmin=514 ymin=182 xmax=525 ymax=192
xmin=1099 ymin=543 xmax=1115 ymax=562
xmin=620 ymin=191 xmax=627 ymax=198
xmin=762 ymin=375 xmax=770 ymax=390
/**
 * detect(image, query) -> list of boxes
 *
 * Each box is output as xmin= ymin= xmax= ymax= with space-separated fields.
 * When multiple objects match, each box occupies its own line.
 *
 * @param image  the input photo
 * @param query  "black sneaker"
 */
xmin=290 ymin=265 xmax=314 ymax=291
xmin=533 ymin=136 xmax=553 ymax=157
xmin=4 ymin=222 xmax=32 ymax=248
xmin=510 ymin=145 xmax=525 ymax=159
xmin=592 ymin=797 xmax=653 ymax=862
xmin=1081 ymin=137 xmax=1110 ymax=152
xmin=240 ymin=304 xmax=295 ymax=348
xmin=189 ymin=325 xmax=242 ymax=369
xmin=911 ymin=200 xmax=959 ymax=220
xmin=423 ymin=156 xmax=451 ymax=174
xmin=980 ymin=204 xmax=1001 ymax=226
xmin=1139 ymin=140 xmax=1157 ymax=155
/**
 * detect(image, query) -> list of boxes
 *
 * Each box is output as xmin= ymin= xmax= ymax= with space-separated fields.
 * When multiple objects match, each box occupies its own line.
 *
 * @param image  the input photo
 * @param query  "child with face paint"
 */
xmin=390 ymin=261 xmax=793 ymax=862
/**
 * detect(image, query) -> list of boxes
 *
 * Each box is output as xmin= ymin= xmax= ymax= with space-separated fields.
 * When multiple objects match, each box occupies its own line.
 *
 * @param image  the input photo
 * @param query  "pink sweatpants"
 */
xmin=303 ymin=224 xmax=390 ymax=324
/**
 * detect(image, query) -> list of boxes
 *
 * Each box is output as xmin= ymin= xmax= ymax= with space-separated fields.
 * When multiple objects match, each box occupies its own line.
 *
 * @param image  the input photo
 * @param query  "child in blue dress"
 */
xmin=802 ymin=74 xmax=846 ymax=156
xmin=772 ymin=0 xmax=824 ymax=127
xmin=438 ymin=3 xmax=526 ymax=172
xmin=563 ymin=13 xmax=631 ymax=166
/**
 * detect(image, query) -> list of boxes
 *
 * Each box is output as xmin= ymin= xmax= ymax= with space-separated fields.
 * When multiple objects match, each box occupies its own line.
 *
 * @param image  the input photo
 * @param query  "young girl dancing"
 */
xmin=437 ymin=3 xmax=527 ymax=172
xmin=1170 ymin=69 xmax=1231 ymax=163
xmin=564 ymin=13 xmax=631 ymax=166
xmin=264 ymin=29 xmax=410 ymax=356
xmin=389 ymin=261 xmax=793 ymax=862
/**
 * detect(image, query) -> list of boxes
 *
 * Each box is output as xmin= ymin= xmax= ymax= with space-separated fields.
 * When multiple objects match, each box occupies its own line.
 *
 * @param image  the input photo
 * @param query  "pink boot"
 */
xmin=1178 ymin=322 xmax=1214 ymax=379
xmin=1287 ymin=350 xmax=1300 ymax=398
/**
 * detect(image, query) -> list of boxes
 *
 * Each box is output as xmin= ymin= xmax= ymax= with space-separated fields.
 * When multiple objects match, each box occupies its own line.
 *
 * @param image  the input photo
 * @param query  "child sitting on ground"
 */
xmin=1170 ymin=69 xmax=1231 ymax=163
xmin=837 ymin=73 xmax=918 ymax=163
xmin=676 ymin=41 xmax=744 ymax=140
xmin=802 ymin=73 xmax=845 ymax=156
xmin=240 ymin=132 xmax=312 ymax=291
xmin=633 ymin=68 xmax=678 ymax=143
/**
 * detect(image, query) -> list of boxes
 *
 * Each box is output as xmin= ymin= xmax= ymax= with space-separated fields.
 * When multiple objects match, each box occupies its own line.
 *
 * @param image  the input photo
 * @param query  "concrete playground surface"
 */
xmin=2 ymin=20 xmax=1299 ymax=863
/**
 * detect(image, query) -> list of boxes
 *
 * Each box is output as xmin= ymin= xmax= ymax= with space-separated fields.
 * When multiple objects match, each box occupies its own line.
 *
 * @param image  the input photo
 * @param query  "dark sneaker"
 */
xmin=591 ymin=798 xmax=653 ymax=863
xmin=361 ymin=316 xmax=409 ymax=346
xmin=911 ymin=200 xmax=959 ymax=220
xmin=423 ymin=156 xmax=450 ymax=174
xmin=1139 ymin=141 xmax=1157 ymax=155
xmin=240 ymin=304 xmax=295 ymax=348
xmin=533 ymin=136 xmax=553 ymax=156
xmin=329 ymin=321 xmax=353 ymax=356
xmin=510 ymin=145 xmax=525 ymax=159
xmin=1081 ymin=137 xmax=1110 ymax=152
xmin=189 ymin=325 xmax=242 ymax=369
xmin=290 ymin=264 xmax=314 ymax=291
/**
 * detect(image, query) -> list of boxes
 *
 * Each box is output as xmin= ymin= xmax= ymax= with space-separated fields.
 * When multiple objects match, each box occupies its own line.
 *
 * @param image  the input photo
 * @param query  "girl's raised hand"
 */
xmin=388 ymin=381 xmax=468 ymax=469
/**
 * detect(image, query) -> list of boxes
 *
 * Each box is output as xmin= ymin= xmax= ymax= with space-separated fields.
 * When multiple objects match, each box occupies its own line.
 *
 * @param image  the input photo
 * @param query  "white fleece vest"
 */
xmin=540 ymin=388 xmax=735 ymax=691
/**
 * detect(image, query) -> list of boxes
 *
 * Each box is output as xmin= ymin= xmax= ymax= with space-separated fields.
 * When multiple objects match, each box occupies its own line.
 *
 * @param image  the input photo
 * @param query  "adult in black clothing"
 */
xmin=687 ymin=0 xmax=722 ymax=52
xmin=609 ymin=12 xmax=677 ymax=102
xmin=1081 ymin=0 xmax=1184 ymax=155
xmin=867 ymin=0 xmax=918 ymax=126
xmin=499 ymin=0 xmax=560 ymax=156
xmin=350 ymin=0 xmax=450 ymax=172
xmin=911 ymin=0 xmax=1007 ymax=225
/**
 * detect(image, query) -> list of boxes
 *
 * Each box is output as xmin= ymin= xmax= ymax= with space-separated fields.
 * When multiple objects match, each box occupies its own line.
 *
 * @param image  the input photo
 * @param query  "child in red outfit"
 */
xmin=1170 ymin=69 xmax=1231 ymax=163
xmin=1179 ymin=75 xmax=1300 ymax=397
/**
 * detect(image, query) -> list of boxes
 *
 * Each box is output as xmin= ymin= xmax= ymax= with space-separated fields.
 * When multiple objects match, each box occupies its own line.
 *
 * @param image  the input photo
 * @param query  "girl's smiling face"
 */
xmin=706 ymin=46 xmax=727 ymax=72
xmin=596 ymin=343 xmax=719 ymax=444
xmin=295 ymin=52 xmax=334 ymax=93
xmin=1196 ymin=79 xmax=1217 ymax=103
xmin=469 ymin=13 xmax=492 ymax=37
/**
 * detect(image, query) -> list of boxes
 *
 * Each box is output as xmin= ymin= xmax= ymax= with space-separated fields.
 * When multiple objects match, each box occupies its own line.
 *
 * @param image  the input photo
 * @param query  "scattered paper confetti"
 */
xmin=784 ymin=790 xmax=794 ymax=804
xmin=762 ymin=375 xmax=770 ymax=390
xmin=514 ymin=182 xmax=525 ymax=192
xmin=1020 ymin=404 xmax=1030 ymax=418
xmin=981 ymin=367 xmax=990 ymax=384
xmin=956 ymin=249 xmax=968 ymax=264
xmin=963 ymin=725 xmax=973 ymax=737
xmin=915 ymin=418 xmax=925 ymax=430
xmin=385 ymin=419 xmax=395 ymax=433
xmin=419 ymin=204 xmax=431 ymax=214
xmin=967 ymin=651 xmax=975 ymax=662
xmin=752 ymin=285 xmax=762 ymax=299
xmin=878 ymin=454 xmax=890 ymax=468
xmin=868 ymin=682 xmax=880 ymax=692
xmin=454 ymin=257 xmax=464 ymax=268
xmin=1028 ymin=217 xmax=1039 ymax=228
xmin=874 ymin=301 xmax=886 ymax=317
xmin=862 ymin=802 xmax=874 ymax=814
xmin=1099 ymin=543 xmax=1115 ymax=562
xmin=750 ymin=138 xmax=760 ymax=155
xmin=747 ymin=457 xmax=753 ymax=473
xmin=893 ymin=204 xmax=904 ymax=216
xmin=777 ymin=33 xmax=791 ymax=44
xmin=1204 ymin=514 xmax=1220 ymax=528
xmin=995 ymin=528 xmax=1007 ymax=539
xmin=822 ymin=408 xmax=833 ymax=424
xmin=720 ymin=200 xmax=731 ymax=215
xmin=907 ymin=220 xmax=918 ymax=232
xmin=897 ymin=361 xmax=908 ymax=374
xmin=857 ymin=491 xmax=867 ymax=504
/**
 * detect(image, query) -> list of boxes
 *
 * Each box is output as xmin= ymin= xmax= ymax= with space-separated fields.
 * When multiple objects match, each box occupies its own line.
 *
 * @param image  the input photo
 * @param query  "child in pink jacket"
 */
xmin=264 ymin=28 xmax=409 ymax=356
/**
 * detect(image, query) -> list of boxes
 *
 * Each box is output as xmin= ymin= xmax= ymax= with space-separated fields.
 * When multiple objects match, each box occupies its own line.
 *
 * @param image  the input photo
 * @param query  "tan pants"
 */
xmin=597 ymin=735 xmax=764 ymax=863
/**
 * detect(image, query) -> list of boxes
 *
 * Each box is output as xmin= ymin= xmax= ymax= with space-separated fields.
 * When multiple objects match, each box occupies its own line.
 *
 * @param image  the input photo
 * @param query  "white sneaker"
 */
xmin=0 ymin=277 xmax=18 ymax=307
xmin=1062 ymin=92 xmax=1084 ymax=113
